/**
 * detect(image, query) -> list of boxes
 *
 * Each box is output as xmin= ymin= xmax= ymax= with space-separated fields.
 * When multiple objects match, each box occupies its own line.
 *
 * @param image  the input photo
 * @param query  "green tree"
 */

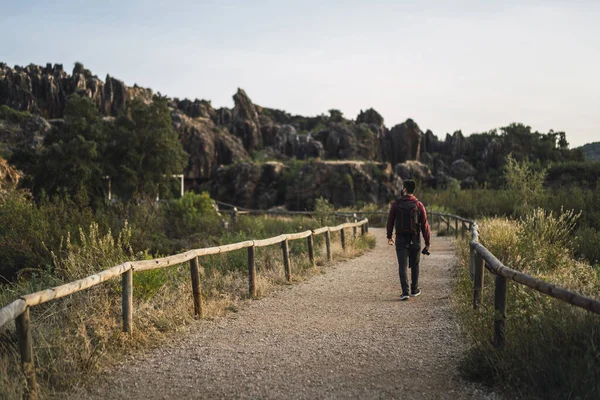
xmin=108 ymin=96 xmax=188 ymax=199
xmin=33 ymin=95 xmax=108 ymax=203
xmin=504 ymin=153 xmax=547 ymax=212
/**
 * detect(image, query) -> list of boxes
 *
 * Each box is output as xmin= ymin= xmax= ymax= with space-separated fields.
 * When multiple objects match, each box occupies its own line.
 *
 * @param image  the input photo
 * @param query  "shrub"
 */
xmin=454 ymin=209 xmax=600 ymax=399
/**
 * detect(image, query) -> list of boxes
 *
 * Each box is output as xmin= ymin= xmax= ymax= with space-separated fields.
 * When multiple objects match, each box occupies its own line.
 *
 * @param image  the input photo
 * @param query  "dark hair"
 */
xmin=403 ymin=180 xmax=416 ymax=194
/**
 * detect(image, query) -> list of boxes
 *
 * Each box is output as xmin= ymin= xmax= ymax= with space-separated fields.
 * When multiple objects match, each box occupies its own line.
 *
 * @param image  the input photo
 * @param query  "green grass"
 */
xmin=452 ymin=211 xmax=600 ymax=399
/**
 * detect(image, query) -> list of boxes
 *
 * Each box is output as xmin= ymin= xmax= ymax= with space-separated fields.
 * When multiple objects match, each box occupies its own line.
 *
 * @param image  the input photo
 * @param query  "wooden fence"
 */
xmin=430 ymin=212 xmax=600 ymax=349
xmin=0 ymin=216 xmax=369 ymax=399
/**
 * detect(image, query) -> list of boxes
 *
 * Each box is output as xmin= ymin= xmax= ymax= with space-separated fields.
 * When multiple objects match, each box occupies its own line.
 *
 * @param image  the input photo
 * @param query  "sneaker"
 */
xmin=411 ymin=289 xmax=422 ymax=297
xmin=400 ymin=294 xmax=410 ymax=301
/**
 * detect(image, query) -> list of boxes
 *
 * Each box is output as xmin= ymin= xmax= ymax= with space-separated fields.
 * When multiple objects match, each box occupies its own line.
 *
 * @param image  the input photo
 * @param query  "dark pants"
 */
xmin=395 ymin=235 xmax=421 ymax=295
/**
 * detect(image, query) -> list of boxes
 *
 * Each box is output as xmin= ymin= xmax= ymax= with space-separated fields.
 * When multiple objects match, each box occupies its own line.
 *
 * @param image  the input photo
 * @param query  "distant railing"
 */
xmin=0 ymin=212 xmax=369 ymax=399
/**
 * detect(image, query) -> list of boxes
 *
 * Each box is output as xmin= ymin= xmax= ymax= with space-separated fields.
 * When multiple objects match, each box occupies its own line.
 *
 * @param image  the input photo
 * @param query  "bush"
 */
xmin=454 ymin=209 xmax=600 ymax=399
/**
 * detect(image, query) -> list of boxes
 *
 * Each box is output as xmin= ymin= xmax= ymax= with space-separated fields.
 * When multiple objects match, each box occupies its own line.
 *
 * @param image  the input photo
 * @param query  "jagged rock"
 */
xmin=420 ymin=152 xmax=434 ymax=168
xmin=273 ymin=125 xmax=297 ymax=156
xmin=313 ymin=124 xmax=356 ymax=159
xmin=450 ymin=159 xmax=477 ymax=180
xmin=259 ymin=115 xmax=279 ymax=147
xmin=394 ymin=160 xmax=433 ymax=181
xmin=231 ymin=89 xmax=262 ymax=151
xmin=423 ymin=130 xmax=445 ymax=154
xmin=270 ymin=125 xmax=324 ymax=160
xmin=0 ymin=112 xmax=51 ymax=158
xmin=383 ymin=119 xmax=422 ymax=165
xmin=446 ymin=130 xmax=469 ymax=159
xmin=173 ymin=111 xmax=249 ymax=181
xmin=0 ymin=62 xmax=150 ymax=118
xmin=356 ymin=108 xmax=384 ymax=128
xmin=215 ymin=107 xmax=232 ymax=126
xmin=103 ymin=75 xmax=127 ymax=116
xmin=175 ymin=98 xmax=215 ymax=119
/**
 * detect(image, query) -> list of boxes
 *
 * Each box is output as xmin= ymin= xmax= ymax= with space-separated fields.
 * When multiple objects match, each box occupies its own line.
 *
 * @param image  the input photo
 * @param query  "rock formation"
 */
xmin=383 ymin=119 xmax=422 ymax=165
xmin=231 ymin=89 xmax=262 ymax=151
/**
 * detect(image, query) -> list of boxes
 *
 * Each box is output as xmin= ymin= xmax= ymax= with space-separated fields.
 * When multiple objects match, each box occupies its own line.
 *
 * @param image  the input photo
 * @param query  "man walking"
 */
xmin=386 ymin=180 xmax=431 ymax=301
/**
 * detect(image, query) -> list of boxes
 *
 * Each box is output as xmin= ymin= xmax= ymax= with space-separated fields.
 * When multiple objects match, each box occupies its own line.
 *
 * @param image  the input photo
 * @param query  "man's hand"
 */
xmin=388 ymin=238 xmax=394 ymax=246
xmin=422 ymin=245 xmax=431 ymax=255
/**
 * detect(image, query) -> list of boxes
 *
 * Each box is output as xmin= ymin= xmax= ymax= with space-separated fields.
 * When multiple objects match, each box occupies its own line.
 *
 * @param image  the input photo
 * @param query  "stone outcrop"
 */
xmin=0 ymin=63 xmax=138 ymax=118
xmin=356 ymin=108 xmax=384 ymax=129
xmin=450 ymin=159 xmax=477 ymax=180
xmin=272 ymin=125 xmax=324 ymax=160
xmin=211 ymin=161 xmax=401 ymax=210
xmin=383 ymin=119 xmax=422 ymax=165
xmin=174 ymin=98 xmax=216 ymax=120
xmin=394 ymin=160 xmax=433 ymax=182
xmin=172 ymin=111 xmax=249 ymax=182
xmin=231 ymin=89 xmax=262 ymax=151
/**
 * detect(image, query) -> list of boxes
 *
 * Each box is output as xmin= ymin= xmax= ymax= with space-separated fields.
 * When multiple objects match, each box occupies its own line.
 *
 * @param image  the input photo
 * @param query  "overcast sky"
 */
xmin=1 ymin=0 xmax=598 ymax=146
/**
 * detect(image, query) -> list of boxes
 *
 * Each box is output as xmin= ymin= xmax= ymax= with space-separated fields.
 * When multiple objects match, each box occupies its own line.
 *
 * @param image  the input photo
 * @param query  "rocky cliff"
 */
xmin=0 ymin=61 xmax=581 ymax=209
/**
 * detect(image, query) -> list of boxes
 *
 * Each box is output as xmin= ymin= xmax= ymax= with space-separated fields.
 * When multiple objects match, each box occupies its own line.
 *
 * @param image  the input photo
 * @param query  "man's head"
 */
xmin=403 ymin=180 xmax=416 ymax=195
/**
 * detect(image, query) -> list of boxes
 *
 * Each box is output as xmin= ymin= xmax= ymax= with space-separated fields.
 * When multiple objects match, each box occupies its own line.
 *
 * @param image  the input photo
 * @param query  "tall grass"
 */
xmin=452 ymin=209 xmax=600 ymax=399
xmin=0 ymin=212 xmax=375 ymax=399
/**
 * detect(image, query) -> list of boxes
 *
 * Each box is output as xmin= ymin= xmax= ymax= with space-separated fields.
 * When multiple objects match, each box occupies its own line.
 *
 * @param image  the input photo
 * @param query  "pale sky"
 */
xmin=1 ymin=0 xmax=598 ymax=147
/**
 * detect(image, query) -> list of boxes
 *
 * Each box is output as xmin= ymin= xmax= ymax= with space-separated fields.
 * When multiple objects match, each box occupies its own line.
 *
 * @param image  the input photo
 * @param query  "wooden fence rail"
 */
xmin=0 ymin=214 xmax=369 ymax=399
xmin=428 ymin=211 xmax=600 ymax=350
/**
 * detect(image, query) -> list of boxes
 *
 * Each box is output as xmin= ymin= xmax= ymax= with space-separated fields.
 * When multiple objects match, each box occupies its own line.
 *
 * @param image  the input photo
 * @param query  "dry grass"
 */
xmin=0 ymin=225 xmax=375 ymax=399
xmin=451 ymin=210 xmax=600 ymax=399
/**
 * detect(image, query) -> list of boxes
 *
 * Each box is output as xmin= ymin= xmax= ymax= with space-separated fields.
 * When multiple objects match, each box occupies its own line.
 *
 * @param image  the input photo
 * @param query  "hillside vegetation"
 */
xmin=579 ymin=141 xmax=600 ymax=161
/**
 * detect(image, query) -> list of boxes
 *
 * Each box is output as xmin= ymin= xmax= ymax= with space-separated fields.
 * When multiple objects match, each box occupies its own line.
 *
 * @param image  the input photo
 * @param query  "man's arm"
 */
xmin=386 ymin=201 xmax=397 ymax=239
xmin=418 ymin=202 xmax=431 ymax=247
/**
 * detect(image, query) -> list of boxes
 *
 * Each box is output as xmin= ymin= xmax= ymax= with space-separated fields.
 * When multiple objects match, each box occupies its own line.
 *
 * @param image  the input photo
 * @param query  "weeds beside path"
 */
xmin=77 ymin=229 xmax=497 ymax=399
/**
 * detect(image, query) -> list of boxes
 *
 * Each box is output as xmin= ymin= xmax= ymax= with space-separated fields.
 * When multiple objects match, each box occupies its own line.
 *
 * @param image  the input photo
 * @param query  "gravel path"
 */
xmin=81 ymin=228 xmax=495 ymax=399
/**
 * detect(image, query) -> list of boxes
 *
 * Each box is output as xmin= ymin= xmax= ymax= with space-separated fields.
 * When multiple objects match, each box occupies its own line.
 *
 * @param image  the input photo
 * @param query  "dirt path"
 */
xmin=80 ymin=229 xmax=495 ymax=399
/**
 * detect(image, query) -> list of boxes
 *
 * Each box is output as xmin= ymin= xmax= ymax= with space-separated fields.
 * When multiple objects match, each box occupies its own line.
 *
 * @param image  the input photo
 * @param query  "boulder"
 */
xmin=394 ymin=160 xmax=433 ymax=181
xmin=450 ymin=159 xmax=477 ymax=180
xmin=231 ymin=89 xmax=262 ymax=151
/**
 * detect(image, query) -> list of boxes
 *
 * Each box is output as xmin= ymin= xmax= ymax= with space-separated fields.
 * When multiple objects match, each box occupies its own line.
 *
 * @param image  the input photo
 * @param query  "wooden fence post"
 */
xmin=365 ymin=220 xmax=369 ymax=233
xmin=494 ymin=275 xmax=507 ymax=347
xmin=437 ymin=214 xmax=441 ymax=232
xmin=307 ymin=234 xmax=315 ymax=267
xmin=353 ymin=225 xmax=357 ymax=240
xmin=461 ymin=221 xmax=466 ymax=239
xmin=190 ymin=257 xmax=204 ymax=316
xmin=325 ymin=230 xmax=332 ymax=261
xmin=121 ymin=268 xmax=133 ymax=333
xmin=446 ymin=216 xmax=451 ymax=233
xmin=16 ymin=307 xmax=38 ymax=400
xmin=282 ymin=239 xmax=291 ymax=282
xmin=341 ymin=228 xmax=346 ymax=251
xmin=473 ymin=252 xmax=485 ymax=309
xmin=454 ymin=218 xmax=459 ymax=238
xmin=248 ymin=246 xmax=256 ymax=297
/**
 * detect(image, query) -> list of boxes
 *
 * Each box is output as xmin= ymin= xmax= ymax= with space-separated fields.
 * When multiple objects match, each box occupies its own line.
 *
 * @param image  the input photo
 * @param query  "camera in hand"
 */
xmin=421 ymin=248 xmax=430 ymax=256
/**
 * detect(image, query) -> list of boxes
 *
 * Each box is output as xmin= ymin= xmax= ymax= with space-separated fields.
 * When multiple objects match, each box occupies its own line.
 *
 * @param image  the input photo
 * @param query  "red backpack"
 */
xmin=395 ymin=200 xmax=420 ymax=236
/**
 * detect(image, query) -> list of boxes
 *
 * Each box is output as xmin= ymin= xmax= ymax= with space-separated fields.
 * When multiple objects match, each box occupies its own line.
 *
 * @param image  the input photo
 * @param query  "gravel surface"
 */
xmin=79 ymin=228 xmax=498 ymax=400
